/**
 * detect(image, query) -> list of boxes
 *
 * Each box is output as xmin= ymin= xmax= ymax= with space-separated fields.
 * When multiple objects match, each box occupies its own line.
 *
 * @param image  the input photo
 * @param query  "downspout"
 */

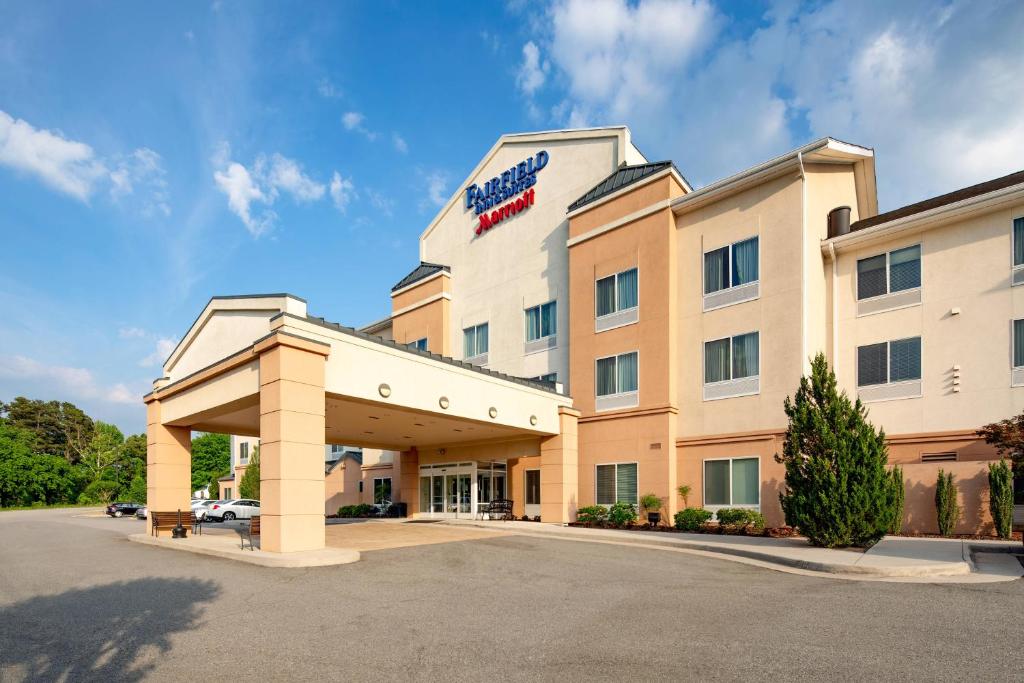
xmin=797 ymin=152 xmax=808 ymax=374
xmin=828 ymin=241 xmax=838 ymax=373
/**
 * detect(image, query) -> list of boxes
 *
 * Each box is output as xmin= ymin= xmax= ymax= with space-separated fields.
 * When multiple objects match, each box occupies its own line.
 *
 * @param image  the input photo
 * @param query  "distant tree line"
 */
xmin=0 ymin=397 xmax=230 ymax=508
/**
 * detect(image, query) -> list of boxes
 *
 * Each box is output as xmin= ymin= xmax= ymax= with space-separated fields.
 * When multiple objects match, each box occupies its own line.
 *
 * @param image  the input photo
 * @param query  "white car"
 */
xmin=206 ymin=499 xmax=260 ymax=522
xmin=192 ymin=499 xmax=222 ymax=521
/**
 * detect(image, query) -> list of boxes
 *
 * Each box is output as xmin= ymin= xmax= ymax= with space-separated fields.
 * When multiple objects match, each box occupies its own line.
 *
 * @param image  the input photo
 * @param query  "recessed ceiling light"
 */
xmin=368 ymin=416 xmax=380 ymax=420
xmin=413 ymin=423 xmax=424 ymax=427
xmin=403 ymin=436 xmax=412 ymax=439
xmin=453 ymin=428 xmax=462 ymax=432
xmin=363 ymin=431 xmax=374 ymax=434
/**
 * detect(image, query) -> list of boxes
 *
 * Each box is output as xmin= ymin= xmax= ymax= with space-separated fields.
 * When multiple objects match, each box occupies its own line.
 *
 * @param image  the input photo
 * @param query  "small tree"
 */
xmin=127 ymin=475 xmax=147 ymax=504
xmin=238 ymin=449 xmax=260 ymax=500
xmin=776 ymin=353 xmax=899 ymax=548
xmin=677 ymin=484 xmax=691 ymax=508
xmin=935 ymin=469 xmax=961 ymax=537
xmin=987 ymin=460 xmax=1013 ymax=539
xmin=977 ymin=413 xmax=1024 ymax=476
xmin=887 ymin=466 xmax=905 ymax=535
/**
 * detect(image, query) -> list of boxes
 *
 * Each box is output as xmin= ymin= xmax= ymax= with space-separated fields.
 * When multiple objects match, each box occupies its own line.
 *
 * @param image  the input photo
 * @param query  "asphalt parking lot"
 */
xmin=1 ymin=508 xmax=1021 ymax=682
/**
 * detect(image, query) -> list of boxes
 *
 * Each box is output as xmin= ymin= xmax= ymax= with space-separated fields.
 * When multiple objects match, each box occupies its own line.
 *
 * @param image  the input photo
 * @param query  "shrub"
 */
xmin=987 ymin=460 xmax=1014 ymax=539
xmin=639 ymin=493 xmax=662 ymax=513
xmin=777 ymin=353 xmax=900 ymax=548
xmin=607 ymin=501 xmax=638 ymax=527
xmin=238 ymin=450 xmax=260 ymax=500
xmin=887 ymin=466 xmax=905 ymax=535
xmin=935 ymin=469 xmax=961 ymax=537
xmin=576 ymin=505 xmax=607 ymax=524
xmin=715 ymin=508 xmax=766 ymax=530
xmin=337 ymin=503 xmax=375 ymax=518
xmin=677 ymin=484 xmax=692 ymax=508
xmin=674 ymin=507 xmax=712 ymax=532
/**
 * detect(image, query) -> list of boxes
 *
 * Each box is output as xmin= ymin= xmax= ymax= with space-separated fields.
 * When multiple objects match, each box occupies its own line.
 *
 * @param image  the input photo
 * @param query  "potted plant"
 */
xmin=640 ymin=493 xmax=663 ymax=527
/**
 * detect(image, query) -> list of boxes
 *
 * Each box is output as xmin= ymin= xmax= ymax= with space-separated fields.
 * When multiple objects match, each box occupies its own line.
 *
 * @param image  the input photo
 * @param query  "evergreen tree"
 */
xmin=238 ymin=449 xmax=260 ymax=500
xmin=127 ymin=474 xmax=147 ymax=504
xmin=887 ymin=465 xmax=905 ymax=535
xmin=935 ymin=469 xmax=961 ymax=536
xmin=987 ymin=460 xmax=1013 ymax=539
xmin=776 ymin=353 xmax=900 ymax=548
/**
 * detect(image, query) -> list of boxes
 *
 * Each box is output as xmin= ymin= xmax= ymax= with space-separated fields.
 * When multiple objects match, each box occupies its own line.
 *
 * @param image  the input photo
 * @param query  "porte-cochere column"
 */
xmin=145 ymin=399 xmax=192 ymax=536
xmin=540 ymin=407 xmax=580 ymax=524
xmin=256 ymin=334 xmax=330 ymax=553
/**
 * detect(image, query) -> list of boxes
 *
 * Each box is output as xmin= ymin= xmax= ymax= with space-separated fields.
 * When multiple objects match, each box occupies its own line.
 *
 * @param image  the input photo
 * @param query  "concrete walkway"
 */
xmin=129 ymin=529 xmax=360 ymax=567
xmin=443 ymin=520 xmax=1024 ymax=583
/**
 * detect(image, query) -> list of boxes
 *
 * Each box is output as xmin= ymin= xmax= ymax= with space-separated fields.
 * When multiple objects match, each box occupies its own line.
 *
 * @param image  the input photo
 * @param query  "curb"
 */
xmin=128 ymin=533 xmax=360 ymax=568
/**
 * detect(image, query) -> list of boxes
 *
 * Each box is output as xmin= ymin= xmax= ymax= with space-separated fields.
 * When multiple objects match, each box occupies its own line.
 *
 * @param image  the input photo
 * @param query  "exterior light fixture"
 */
xmin=488 ymin=407 xmax=498 ymax=418
xmin=378 ymin=383 xmax=391 ymax=398
xmin=530 ymin=415 xmax=538 ymax=426
xmin=439 ymin=396 xmax=450 ymax=409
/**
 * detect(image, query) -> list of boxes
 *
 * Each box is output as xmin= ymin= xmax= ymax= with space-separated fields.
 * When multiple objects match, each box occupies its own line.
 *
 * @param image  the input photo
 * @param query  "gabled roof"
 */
xmin=567 ymin=161 xmax=679 ymax=212
xmin=391 ymin=262 xmax=450 ymax=293
xmin=850 ymin=169 xmax=1024 ymax=233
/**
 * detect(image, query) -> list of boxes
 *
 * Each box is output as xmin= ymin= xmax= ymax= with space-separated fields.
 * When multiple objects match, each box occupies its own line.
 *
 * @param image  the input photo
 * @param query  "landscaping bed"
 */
xmin=571 ymin=504 xmax=797 ymax=538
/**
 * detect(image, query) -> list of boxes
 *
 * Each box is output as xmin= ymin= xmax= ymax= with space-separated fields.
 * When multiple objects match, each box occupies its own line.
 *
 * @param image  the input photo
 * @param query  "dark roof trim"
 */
xmin=567 ymin=161 xmax=683 ymax=213
xmin=391 ymin=262 xmax=450 ymax=293
xmin=275 ymin=312 xmax=566 ymax=396
xmin=851 ymin=169 xmax=1024 ymax=233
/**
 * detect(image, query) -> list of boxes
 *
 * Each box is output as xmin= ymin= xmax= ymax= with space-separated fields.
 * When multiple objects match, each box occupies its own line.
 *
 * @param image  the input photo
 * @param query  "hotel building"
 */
xmin=151 ymin=127 xmax=1023 ymax=551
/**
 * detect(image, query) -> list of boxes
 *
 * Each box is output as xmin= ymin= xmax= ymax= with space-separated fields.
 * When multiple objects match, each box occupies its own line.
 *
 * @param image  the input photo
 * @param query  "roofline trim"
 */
xmin=566 ymin=166 xmax=689 ymax=219
xmin=567 ymin=199 xmax=673 ymax=248
xmin=389 ymin=269 xmax=450 ymax=298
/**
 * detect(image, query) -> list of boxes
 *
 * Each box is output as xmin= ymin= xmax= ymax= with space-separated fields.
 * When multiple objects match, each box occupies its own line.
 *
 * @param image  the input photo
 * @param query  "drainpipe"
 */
xmin=797 ymin=152 xmax=808 ymax=375
xmin=828 ymin=241 xmax=838 ymax=373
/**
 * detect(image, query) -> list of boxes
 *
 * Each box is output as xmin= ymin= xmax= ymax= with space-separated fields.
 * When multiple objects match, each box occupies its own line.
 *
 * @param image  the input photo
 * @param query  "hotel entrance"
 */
xmin=418 ymin=461 xmax=507 ymax=519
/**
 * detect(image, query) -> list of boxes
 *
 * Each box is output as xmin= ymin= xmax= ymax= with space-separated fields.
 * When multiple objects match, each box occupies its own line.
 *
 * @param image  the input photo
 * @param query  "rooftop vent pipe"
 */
xmin=827 ymin=206 xmax=851 ymax=239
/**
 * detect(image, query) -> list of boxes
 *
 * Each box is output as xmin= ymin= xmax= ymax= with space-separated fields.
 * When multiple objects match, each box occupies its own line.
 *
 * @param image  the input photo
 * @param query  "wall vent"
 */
xmin=921 ymin=452 xmax=957 ymax=463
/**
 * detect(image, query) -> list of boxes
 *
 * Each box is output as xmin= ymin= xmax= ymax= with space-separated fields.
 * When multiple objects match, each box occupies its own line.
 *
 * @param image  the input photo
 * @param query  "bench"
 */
xmin=150 ymin=511 xmax=202 ymax=537
xmin=478 ymin=499 xmax=514 ymax=521
xmin=241 ymin=515 xmax=260 ymax=551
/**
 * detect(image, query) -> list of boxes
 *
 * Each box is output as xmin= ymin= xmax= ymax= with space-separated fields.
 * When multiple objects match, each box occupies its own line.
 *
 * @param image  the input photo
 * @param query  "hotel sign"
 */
xmin=465 ymin=150 xmax=548 ymax=236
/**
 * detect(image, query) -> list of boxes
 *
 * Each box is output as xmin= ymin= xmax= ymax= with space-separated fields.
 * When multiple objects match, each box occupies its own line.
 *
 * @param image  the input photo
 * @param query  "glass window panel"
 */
xmin=616 ymin=464 xmax=638 ymax=505
xmin=477 ymin=324 xmax=488 ymax=354
xmin=857 ymin=254 xmax=887 ymax=299
xmin=731 ymin=237 xmax=759 ymax=287
xmin=494 ymin=474 xmax=506 ymax=500
xmin=541 ymin=301 xmax=556 ymax=337
xmin=596 ymin=465 xmax=616 ymax=505
xmin=374 ymin=478 xmax=392 ymax=505
xmin=463 ymin=327 xmax=476 ymax=357
xmin=419 ymin=477 xmax=430 ymax=513
xmin=704 ymin=460 xmax=730 ymax=506
xmin=525 ymin=470 xmax=540 ymax=505
xmin=704 ymin=338 xmax=731 ymax=383
xmin=617 ymin=352 xmax=638 ymax=393
xmin=596 ymin=357 xmax=617 ymax=396
xmin=525 ymin=306 xmax=541 ymax=342
xmin=596 ymin=276 xmax=616 ymax=317
xmin=1015 ymin=320 xmax=1024 ymax=368
xmin=858 ymin=342 xmax=888 ymax=386
xmin=889 ymin=337 xmax=921 ymax=382
xmin=732 ymin=332 xmax=759 ymax=379
xmin=1015 ymin=218 xmax=1024 ymax=267
xmin=617 ymin=268 xmax=638 ymax=310
xmin=704 ymin=247 xmax=729 ymax=294
xmin=731 ymin=458 xmax=759 ymax=506
xmin=889 ymin=245 xmax=921 ymax=292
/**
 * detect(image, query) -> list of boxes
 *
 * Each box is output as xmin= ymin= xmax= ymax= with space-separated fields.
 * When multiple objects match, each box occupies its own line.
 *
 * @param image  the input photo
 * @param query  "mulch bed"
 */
xmin=567 ymin=521 xmax=797 ymax=538
xmin=893 ymin=531 xmax=1023 ymax=542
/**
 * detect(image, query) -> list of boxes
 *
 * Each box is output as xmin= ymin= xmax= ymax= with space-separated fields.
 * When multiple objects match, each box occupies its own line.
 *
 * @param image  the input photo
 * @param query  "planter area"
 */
xmin=572 ymin=504 xmax=797 ymax=538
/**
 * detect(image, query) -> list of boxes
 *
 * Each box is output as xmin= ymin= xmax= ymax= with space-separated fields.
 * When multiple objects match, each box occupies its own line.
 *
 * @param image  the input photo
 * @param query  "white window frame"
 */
xmin=524 ymin=469 xmax=541 ymax=507
xmin=855 ymin=244 xmax=923 ymax=316
xmin=702 ymin=331 xmax=760 ymax=401
xmin=1012 ymin=215 xmax=1024 ymax=286
xmin=594 ymin=350 xmax=639 ymax=411
xmin=373 ymin=477 xmax=392 ymax=505
xmin=702 ymin=235 xmax=760 ymax=312
xmin=239 ymin=442 xmax=249 ymax=465
xmin=856 ymin=336 xmax=923 ymax=402
xmin=701 ymin=456 xmax=760 ymax=513
xmin=595 ymin=267 xmax=639 ymax=332
xmin=463 ymin=322 xmax=489 ymax=363
xmin=524 ymin=300 xmax=558 ymax=354
xmin=594 ymin=461 xmax=639 ymax=507
xmin=407 ymin=338 xmax=428 ymax=351
xmin=1011 ymin=319 xmax=1024 ymax=387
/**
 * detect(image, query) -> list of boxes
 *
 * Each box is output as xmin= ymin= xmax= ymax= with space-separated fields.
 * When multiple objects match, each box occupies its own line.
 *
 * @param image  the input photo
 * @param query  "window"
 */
xmin=703 ymin=457 xmax=759 ymax=509
xmin=525 ymin=470 xmax=540 ymax=506
xmin=373 ymin=477 xmax=392 ymax=505
xmin=1014 ymin=218 xmax=1024 ymax=268
xmin=704 ymin=236 xmax=759 ymax=295
xmin=595 ymin=463 xmax=638 ymax=505
xmin=596 ymin=268 xmax=638 ymax=317
xmin=525 ymin=301 xmax=557 ymax=341
xmin=857 ymin=337 xmax=921 ymax=386
xmin=1014 ymin=320 xmax=1024 ymax=368
xmin=407 ymin=338 xmax=427 ymax=351
xmin=596 ymin=352 xmax=638 ymax=397
xmin=239 ymin=442 xmax=249 ymax=465
xmin=857 ymin=245 xmax=921 ymax=300
xmin=358 ymin=481 xmax=363 ymax=493
xmin=531 ymin=373 xmax=557 ymax=383
xmin=704 ymin=332 xmax=759 ymax=383
xmin=463 ymin=323 xmax=489 ymax=359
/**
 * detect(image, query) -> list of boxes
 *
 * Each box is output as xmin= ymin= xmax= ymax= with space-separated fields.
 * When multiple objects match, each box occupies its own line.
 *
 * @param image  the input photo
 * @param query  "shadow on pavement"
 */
xmin=0 ymin=577 xmax=220 ymax=682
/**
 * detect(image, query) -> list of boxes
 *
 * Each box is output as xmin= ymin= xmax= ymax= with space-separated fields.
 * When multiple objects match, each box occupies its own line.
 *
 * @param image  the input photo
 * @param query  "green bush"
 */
xmin=674 ymin=507 xmax=712 ymax=532
xmin=78 ymin=479 xmax=120 ymax=504
xmin=715 ymin=508 xmax=765 ymax=530
xmin=988 ymin=460 xmax=1014 ymax=540
xmin=777 ymin=354 xmax=900 ymax=548
xmin=607 ymin=501 xmax=638 ymax=527
xmin=576 ymin=505 xmax=608 ymax=524
xmin=337 ymin=503 xmax=376 ymax=518
xmin=935 ymin=469 xmax=961 ymax=537
xmin=887 ymin=466 xmax=905 ymax=534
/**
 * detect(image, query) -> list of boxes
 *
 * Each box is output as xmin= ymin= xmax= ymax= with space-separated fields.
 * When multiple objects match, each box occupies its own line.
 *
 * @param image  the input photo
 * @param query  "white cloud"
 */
xmin=118 ymin=326 xmax=147 ymax=339
xmin=317 ymin=77 xmax=342 ymax=99
xmin=392 ymin=132 xmax=408 ymax=154
xmin=264 ymin=153 xmax=325 ymax=202
xmin=365 ymin=188 xmax=394 ymax=217
xmin=329 ymin=171 xmax=355 ymax=212
xmin=213 ymin=149 xmax=274 ymax=236
xmin=425 ymin=170 xmax=449 ymax=208
xmin=139 ymin=337 xmax=177 ymax=368
xmin=342 ymin=111 xmax=377 ymax=141
xmin=0 ymin=355 xmax=138 ymax=405
xmin=517 ymin=41 xmax=548 ymax=97
xmin=109 ymin=147 xmax=170 ymax=217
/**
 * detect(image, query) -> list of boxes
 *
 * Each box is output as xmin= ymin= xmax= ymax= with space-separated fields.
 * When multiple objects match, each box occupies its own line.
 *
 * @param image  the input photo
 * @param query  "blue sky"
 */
xmin=2 ymin=0 xmax=1022 ymax=434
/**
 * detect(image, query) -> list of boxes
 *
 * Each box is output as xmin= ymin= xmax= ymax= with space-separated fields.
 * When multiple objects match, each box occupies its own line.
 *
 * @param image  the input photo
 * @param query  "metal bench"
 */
xmin=151 ymin=510 xmax=201 ymax=537
xmin=479 ymin=499 xmax=514 ymax=521
xmin=241 ymin=515 xmax=260 ymax=551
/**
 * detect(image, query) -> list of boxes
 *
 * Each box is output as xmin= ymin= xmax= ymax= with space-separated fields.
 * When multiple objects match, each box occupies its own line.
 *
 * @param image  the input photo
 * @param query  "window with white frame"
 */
xmin=704 ymin=332 xmax=759 ymax=384
xmin=531 ymin=372 xmax=557 ymax=383
xmin=704 ymin=236 xmax=759 ymax=294
xmin=525 ymin=301 xmax=557 ymax=342
xmin=407 ymin=338 xmax=427 ymax=351
xmin=857 ymin=245 xmax=921 ymax=300
xmin=239 ymin=442 xmax=249 ymax=465
xmin=525 ymin=470 xmax=541 ymax=506
xmin=596 ymin=352 xmax=638 ymax=397
xmin=463 ymin=323 xmax=488 ymax=359
xmin=703 ymin=457 xmax=759 ymax=509
xmin=1014 ymin=320 xmax=1024 ymax=369
xmin=373 ymin=477 xmax=392 ymax=505
xmin=857 ymin=337 xmax=921 ymax=387
xmin=596 ymin=268 xmax=638 ymax=318
xmin=595 ymin=463 xmax=638 ymax=506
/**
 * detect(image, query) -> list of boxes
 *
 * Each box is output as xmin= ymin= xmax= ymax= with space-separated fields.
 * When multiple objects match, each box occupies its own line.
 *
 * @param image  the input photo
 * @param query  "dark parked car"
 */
xmin=106 ymin=502 xmax=144 ymax=517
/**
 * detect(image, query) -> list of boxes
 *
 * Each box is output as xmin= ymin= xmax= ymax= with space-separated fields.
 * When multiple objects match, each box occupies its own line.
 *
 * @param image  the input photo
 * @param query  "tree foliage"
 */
xmin=0 ymin=423 xmax=82 ymax=507
xmin=987 ymin=460 xmax=1013 ymax=540
xmin=190 ymin=433 xmax=230 ymax=493
xmin=0 ymin=397 xmax=94 ymax=464
xmin=238 ymin=448 xmax=260 ymax=500
xmin=776 ymin=353 xmax=902 ymax=548
xmin=935 ymin=469 xmax=961 ymax=537
xmin=977 ymin=414 xmax=1024 ymax=476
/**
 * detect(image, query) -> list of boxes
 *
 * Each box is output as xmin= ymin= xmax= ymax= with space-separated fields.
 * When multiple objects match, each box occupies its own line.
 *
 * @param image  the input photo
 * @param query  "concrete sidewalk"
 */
xmin=443 ymin=520 xmax=1023 ymax=582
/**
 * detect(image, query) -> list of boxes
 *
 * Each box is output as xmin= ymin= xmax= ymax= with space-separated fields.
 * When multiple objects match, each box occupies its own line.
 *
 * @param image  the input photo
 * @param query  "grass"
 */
xmin=0 ymin=503 xmax=104 ymax=512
